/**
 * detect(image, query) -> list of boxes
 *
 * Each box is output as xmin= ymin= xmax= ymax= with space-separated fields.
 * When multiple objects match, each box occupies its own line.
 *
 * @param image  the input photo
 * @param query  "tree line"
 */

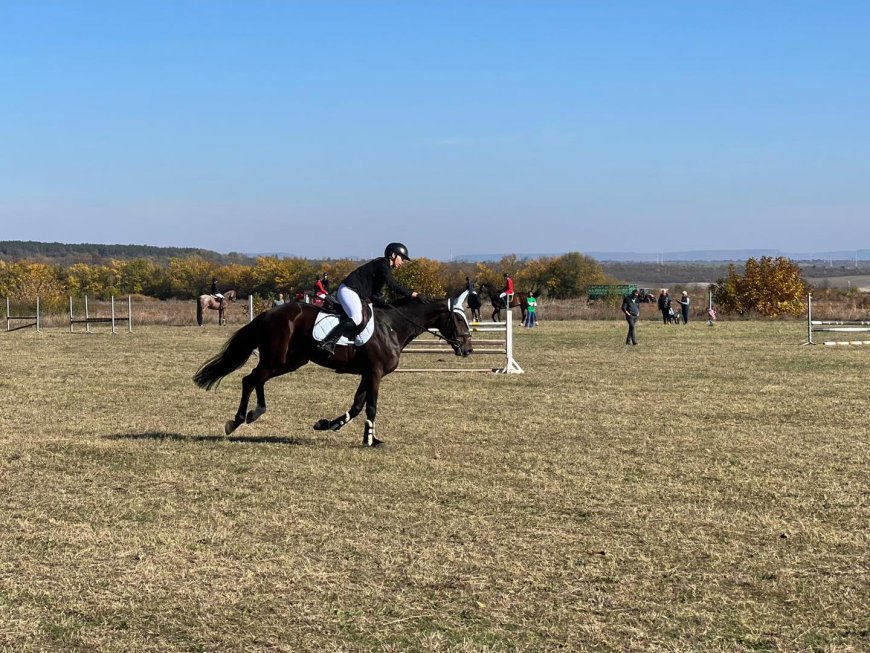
xmin=0 ymin=252 xmax=611 ymax=311
xmin=1 ymin=250 xmax=820 ymax=318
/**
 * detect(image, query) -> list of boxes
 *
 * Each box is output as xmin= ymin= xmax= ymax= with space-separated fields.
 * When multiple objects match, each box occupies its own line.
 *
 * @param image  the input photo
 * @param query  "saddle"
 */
xmin=312 ymin=301 xmax=376 ymax=347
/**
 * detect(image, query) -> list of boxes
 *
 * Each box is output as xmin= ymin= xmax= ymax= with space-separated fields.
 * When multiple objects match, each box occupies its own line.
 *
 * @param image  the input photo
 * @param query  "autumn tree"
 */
xmin=393 ymin=258 xmax=446 ymax=298
xmin=542 ymin=252 xmax=608 ymax=299
xmin=168 ymin=257 xmax=215 ymax=298
xmin=712 ymin=257 xmax=808 ymax=317
xmin=66 ymin=263 xmax=118 ymax=299
xmin=0 ymin=261 xmax=66 ymax=310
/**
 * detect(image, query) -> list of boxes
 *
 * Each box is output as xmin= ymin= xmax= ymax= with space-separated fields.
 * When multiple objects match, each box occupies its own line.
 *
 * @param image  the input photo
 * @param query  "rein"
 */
xmin=389 ymin=303 xmax=465 ymax=348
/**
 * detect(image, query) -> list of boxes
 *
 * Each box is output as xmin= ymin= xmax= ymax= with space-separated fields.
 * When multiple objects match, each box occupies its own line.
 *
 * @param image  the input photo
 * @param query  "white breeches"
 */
xmin=337 ymin=285 xmax=363 ymax=326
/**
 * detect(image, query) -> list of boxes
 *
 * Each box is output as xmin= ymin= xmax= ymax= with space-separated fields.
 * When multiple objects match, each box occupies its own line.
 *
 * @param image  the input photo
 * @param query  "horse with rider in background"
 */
xmin=479 ymin=282 xmax=540 ymax=323
xmin=197 ymin=289 xmax=237 ymax=326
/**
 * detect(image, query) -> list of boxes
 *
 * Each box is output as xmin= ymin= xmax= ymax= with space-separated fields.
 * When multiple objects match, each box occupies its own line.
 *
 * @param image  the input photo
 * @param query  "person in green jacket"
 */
xmin=524 ymin=294 xmax=538 ymax=327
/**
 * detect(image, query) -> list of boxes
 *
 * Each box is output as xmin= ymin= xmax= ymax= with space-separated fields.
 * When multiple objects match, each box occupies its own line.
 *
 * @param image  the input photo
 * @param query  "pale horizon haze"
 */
xmin=1 ymin=1 xmax=868 ymax=260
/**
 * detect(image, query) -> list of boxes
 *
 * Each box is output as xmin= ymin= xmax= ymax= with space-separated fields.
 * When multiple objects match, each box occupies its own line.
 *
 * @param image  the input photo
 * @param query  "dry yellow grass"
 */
xmin=1 ymin=317 xmax=867 ymax=652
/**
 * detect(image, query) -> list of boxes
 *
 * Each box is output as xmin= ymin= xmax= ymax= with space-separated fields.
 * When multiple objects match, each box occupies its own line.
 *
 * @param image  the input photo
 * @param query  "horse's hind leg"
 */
xmin=226 ymin=366 xmax=271 ymax=434
xmin=245 ymin=378 xmax=268 ymax=424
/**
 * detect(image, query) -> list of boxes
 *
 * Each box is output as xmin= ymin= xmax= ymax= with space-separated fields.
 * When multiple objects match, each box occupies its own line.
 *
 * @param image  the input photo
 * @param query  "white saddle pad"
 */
xmin=312 ymin=306 xmax=376 ymax=347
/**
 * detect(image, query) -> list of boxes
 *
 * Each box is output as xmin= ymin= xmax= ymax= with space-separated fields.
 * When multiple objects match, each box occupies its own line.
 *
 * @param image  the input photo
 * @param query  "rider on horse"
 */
xmin=315 ymin=273 xmax=329 ymax=300
xmin=211 ymin=277 xmax=225 ymax=307
xmin=317 ymin=242 xmax=421 ymax=356
xmin=498 ymin=273 xmax=514 ymax=306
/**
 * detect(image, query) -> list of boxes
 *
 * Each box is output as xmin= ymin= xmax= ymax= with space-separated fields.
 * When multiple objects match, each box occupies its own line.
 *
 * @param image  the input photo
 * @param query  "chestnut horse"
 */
xmin=196 ymin=289 xmax=237 ymax=326
xmin=193 ymin=291 xmax=473 ymax=447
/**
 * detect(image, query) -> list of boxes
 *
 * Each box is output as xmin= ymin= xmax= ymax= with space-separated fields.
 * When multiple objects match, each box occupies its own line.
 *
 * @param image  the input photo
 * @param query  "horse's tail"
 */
xmin=196 ymin=297 xmax=203 ymax=326
xmin=193 ymin=315 xmax=264 ymax=391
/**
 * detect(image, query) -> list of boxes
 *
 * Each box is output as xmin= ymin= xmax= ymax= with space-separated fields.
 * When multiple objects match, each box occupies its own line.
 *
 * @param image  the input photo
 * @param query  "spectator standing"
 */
xmin=524 ymin=294 xmax=538 ymax=327
xmin=622 ymin=289 xmax=641 ymax=345
xmin=273 ymin=292 xmax=285 ymax=307
xmin=657 ymin=289 xmax=672 ymax=324
xmin=677 ymin=291 xmax=690 ymax=324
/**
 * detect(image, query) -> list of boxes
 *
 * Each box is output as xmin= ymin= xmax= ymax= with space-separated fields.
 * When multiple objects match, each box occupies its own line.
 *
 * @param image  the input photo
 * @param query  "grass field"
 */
xmin=1 ymin=318 xmax=867 ymax=652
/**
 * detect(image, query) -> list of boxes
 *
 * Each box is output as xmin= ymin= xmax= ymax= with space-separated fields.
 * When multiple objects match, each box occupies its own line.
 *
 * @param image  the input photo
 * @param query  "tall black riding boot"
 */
xmin=318 ymin=317 xmax=355 ymax=356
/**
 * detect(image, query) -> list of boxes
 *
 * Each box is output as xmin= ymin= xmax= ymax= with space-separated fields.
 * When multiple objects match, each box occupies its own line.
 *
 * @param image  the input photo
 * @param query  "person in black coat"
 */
xmin=657 ymin=289 xmax=672 ymax=324
xmin=317 ymin=243 xmax=421 ymax=355
xmin=622 ymin=289 xmax=641 ymax=345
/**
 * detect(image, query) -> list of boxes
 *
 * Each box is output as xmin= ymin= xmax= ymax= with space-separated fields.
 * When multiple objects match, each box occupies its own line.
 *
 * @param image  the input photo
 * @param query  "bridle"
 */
xmin=390 ymin=299 xmax=470 ymax=350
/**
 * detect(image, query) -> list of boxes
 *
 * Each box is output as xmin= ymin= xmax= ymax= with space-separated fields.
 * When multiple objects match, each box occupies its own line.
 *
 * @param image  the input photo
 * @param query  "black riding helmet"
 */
xmin=384 ymin=242 xmax=412 ymax=261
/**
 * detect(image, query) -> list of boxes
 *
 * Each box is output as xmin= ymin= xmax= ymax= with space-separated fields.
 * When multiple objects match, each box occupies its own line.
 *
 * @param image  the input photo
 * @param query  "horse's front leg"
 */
xmin=312 ymin=377 xmax=367 ymax=432
xmin=362 ymin=372 xmax=383 ymax=447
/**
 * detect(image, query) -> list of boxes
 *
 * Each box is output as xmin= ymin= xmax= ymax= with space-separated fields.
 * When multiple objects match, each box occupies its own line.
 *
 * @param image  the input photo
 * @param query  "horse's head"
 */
xmin=441 ymin=290 xmax=473 ymax=357
xmin=386 ymin=293 xmax=473 ymax=356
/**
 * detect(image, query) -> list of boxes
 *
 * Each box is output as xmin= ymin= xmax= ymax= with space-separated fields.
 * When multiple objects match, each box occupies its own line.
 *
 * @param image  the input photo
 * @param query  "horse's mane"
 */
xmin=386 ymin=296 xmax=434 ymax=309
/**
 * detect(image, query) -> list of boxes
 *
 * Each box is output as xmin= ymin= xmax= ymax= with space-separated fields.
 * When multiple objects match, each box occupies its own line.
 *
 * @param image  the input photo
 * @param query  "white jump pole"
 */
xmin=498 ymin=297 xmax=523 ymax=374
xmin=84 ymin=295 xmax=91 ymax=333
xmin=36 ymin=296 xmax=40 ymax=332
xmin=248 ymin=295 xmax=254 ymax=322
xmin=111 ymin=296 xmax=116 ymax=334
xmin=69 ymin=296 xmax=74 ymax=333
xmin=806 ymin=293 xmax=813 ymax=345
xmin=128 ymin=295 xmax=133 ymax=332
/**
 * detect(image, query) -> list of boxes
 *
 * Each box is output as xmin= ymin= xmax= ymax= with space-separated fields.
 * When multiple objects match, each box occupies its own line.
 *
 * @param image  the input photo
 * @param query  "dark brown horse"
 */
xmin=479 ymin=283 xmax=539 ymax=323
xmin=197 ymin=289 xmax=237 ymax=326
xmin=467 ymin=290 xmax=482 ymax=322
xmin=193 ymin=291 xmax=473 ymax=447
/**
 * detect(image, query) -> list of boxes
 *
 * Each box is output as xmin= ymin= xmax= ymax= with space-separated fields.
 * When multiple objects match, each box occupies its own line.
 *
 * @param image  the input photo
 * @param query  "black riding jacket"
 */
xmin=339 ymin=257 xmax=412 ymax=300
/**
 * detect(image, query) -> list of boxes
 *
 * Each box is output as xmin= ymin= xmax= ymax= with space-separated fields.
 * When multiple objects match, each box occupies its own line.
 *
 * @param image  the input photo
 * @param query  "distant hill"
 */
xmin=0 ymin=241 xmax=252 ymax=266
xmin=456 ymin=249 xmax=870 ymax=263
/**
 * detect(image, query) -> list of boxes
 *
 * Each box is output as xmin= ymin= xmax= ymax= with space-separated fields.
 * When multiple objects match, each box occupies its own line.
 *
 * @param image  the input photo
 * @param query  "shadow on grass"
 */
xmin=104 ymin=431 xmax=318 ymax=446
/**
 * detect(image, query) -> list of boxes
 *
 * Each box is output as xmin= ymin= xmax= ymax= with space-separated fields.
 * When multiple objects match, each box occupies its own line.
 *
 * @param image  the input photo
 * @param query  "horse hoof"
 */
xmin=246 ymin=406 xmax=266 ymax=424
xmin=225 ymin=420 xmax=240 ymax=435
xmin=313 ymin=419 xmax=331 ymax=431
xmin=362 ymin=435 xmax=384 ymax=447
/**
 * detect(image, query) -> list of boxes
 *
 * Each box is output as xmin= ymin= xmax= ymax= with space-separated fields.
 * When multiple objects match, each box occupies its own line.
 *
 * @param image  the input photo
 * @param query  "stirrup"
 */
xmin=318 ymin=341 xmax=336 ymax=355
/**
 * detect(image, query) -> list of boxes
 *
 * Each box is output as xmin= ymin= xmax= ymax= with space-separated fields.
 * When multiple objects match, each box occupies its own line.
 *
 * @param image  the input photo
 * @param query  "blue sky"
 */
xmin=1 ymin=1 xmax=868 ymax=259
